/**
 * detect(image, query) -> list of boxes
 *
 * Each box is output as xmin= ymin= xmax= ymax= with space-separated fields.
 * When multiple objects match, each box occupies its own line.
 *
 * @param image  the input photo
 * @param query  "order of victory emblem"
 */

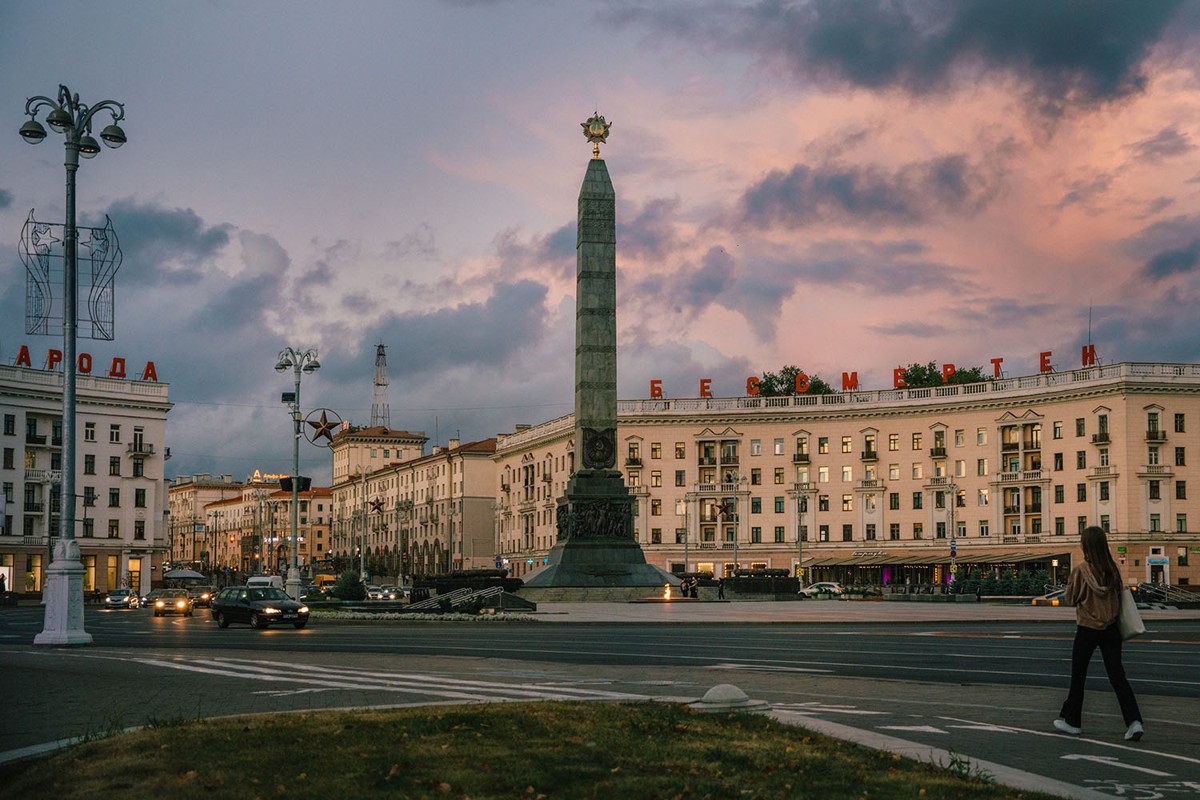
xmin=581 ymin=113 xmax=612 ymax=158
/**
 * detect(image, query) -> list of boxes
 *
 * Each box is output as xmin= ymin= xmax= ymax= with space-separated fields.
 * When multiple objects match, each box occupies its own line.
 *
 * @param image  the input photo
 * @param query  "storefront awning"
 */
xmin=806 ymin=549 xmax=1070 ymax=567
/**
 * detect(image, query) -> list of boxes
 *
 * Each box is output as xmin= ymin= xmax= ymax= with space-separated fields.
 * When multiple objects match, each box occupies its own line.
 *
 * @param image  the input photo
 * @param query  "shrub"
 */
xmin=333 ymin=570 xmax=367 ymax=601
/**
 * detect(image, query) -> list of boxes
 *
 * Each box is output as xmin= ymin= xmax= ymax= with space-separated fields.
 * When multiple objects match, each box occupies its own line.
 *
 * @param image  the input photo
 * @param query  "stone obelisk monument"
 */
xmin=522 ymin=115 xmax=678 ymax=595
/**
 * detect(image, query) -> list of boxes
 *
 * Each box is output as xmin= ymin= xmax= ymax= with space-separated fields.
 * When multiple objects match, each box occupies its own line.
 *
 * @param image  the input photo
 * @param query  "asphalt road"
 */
xmin=2 ymin=605 xmax=1199 ymax=798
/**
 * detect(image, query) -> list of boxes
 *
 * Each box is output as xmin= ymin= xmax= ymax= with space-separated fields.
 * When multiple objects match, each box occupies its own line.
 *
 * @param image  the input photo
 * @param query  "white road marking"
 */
xmin=1062 ymin=754 xmax=1174 ymax=777
xmin=878 ymin=725 xmax=947 ymax=734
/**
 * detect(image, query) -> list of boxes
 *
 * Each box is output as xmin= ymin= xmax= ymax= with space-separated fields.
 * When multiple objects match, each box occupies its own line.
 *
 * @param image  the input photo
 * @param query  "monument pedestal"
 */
xmin=521 ymin=471 xmax=678 ymax=591
xmin=33 ymin=539 xmax=93 ymax=646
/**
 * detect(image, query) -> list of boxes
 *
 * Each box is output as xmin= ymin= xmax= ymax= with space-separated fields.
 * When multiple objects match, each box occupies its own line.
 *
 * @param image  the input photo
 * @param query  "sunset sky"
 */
xmin=2 ymin=1 xmax=1199 ymax=483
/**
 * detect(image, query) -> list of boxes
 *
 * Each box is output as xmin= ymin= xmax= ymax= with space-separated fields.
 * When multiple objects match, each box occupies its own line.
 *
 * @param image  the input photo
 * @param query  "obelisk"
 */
xmin=522 ymin=115 xmax=678 ymax=592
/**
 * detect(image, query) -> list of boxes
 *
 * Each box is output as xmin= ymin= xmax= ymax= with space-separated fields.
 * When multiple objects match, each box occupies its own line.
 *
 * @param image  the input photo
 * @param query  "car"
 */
xmin=299 ymin=585 xmax=326 ymax=601
xmin=152 ymin=588 xmax=195 ymax=617
xmin=103 ymin=588 xmax=139 ymax=609
xmin=189 ymin=585 xmax=217 ymax=608
xmin=799 ymin=581 xmax=845 ymax=598
xmin=366 ymin=585 xmax=383 ymax=600
xmin=379 ymin=585 xmax=400 ymax=600
xmin=210 ymin=585 xmax=310 ymax=629
xmin=141 ymin=588 xmax=172 ymax=609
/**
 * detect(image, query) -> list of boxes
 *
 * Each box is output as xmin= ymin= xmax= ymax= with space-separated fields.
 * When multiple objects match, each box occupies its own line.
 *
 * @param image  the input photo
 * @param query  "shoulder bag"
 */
xmin=1117 ymin=588 xmax=1145 ymax=640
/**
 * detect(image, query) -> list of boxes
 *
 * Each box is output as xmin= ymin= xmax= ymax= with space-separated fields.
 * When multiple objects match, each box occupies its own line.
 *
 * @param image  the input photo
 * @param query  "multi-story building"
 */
xmin=330 ymin=430 xmax=497 ymax=581
xmin=1 ymin=359 xmax=171 ymax=597
xmin=167 ymin=473 xmax=243 ymax=569
xmin=495 ymin=363 xmax=1200 ymax=588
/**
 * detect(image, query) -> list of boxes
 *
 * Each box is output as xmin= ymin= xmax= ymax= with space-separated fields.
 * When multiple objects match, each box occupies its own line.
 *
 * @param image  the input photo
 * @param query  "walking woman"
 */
xmin=1055 ymin=525 xmax=1144 ymax=740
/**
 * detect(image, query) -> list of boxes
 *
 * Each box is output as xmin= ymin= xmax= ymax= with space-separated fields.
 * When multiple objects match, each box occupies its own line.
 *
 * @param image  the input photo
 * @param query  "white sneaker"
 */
xmin=1054 ymin=718 xmax=1083 ymax=735
xmin=1125 ymin=721 xmax=1144 ymax=741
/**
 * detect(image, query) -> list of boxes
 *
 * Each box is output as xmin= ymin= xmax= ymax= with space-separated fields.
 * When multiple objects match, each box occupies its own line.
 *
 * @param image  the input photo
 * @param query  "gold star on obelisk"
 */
xmin=307 ymin=410 xmax=339 ymax=444
xmin=582 ymin=112 xmax=611 ymax=159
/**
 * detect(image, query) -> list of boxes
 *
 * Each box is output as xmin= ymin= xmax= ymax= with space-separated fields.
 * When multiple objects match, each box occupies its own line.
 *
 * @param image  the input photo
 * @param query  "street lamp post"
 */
xmin=275 ymin=347 xmax=320 ymax=600
xmin=21 ymin=85 xmax=127 ymax=646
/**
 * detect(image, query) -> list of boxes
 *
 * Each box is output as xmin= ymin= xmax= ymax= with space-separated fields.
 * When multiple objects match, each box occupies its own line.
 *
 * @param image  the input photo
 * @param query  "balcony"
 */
xmin=1146 ymin=429 xmax=1166 ymax=442
xmin=860 ymin=449 xmax=878 ymax=461
xmin=792 ymin=453 xmax=810 ymax=464
xmin=929 ymin=447 xmax=947 ymax=459
xmin=1003 ymin=505 xmax=1020 ymax=514
xmin=24 ymin=502 xmax=43 ymax=513
xmin=698 ymin=456 xmax=717 ymax=466
xmin=625 ymin=457 xmax=643 ymax=467
xmin=127 ymin=442 xmax=155 ymax=456
xmin=1001 ymin=442 xmax=1020 ymax=452
xmin=1091 ymin=432 xmax=1111 ymax=444
xmin=1025 ymin=503 xmax=1042 ymax=513
xmin=856 ymin=478 xmax=883 ymax=490
xmin=998 ymin=469 xmax=1044 ymax=483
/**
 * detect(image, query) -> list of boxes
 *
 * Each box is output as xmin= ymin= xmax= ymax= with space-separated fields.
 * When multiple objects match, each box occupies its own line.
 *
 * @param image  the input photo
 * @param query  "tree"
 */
xmin=757 ymin=365 xmax=834 ymax=396
xmin=333 ymin=570 xmax=366 ymax=601
xmin=898 ymin=361 xmax=990 ymax=389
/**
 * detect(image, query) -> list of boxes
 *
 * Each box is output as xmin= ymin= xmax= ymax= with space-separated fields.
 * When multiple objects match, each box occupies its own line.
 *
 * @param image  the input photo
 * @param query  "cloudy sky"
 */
xmin=3 ymin=1 xmax=1200 ymax=485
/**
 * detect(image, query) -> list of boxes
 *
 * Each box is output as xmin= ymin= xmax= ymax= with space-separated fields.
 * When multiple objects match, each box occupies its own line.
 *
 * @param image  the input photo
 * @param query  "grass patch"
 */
xmin=0 ymin=701 xmax=1060 ymax=799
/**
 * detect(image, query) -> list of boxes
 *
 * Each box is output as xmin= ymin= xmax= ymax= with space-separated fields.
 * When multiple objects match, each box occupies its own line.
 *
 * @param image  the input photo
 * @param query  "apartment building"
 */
xmin=1 ymin=359 xmax=171 ymax=596
xmin=495 ymin=363 xmax=1200 ymax=588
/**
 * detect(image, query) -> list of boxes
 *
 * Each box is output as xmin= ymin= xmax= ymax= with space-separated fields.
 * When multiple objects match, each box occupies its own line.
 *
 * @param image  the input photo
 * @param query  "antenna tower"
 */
xmin=370 ymin=343 xmax=390 ymax=429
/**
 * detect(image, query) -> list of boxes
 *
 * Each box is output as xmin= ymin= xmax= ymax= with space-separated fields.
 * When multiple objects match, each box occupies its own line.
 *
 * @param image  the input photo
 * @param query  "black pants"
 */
xmin=1059 ymin=622 xmax=1142 ymax=728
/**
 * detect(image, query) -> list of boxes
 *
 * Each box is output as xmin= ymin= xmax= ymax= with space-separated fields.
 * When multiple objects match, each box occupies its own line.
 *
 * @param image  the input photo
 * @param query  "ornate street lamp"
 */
xmin=275 ymin=347 xmax=320 ymax=599
xmin=21 ymin=85 xmax=126 ymax=646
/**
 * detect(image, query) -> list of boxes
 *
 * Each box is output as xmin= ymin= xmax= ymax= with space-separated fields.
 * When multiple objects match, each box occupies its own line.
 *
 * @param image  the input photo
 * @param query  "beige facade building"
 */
xmin=1 ymin=360 xmax=171 ymax=596
xmin=495 ymin=363 xmax=1200 ymax=588
xmin=330 ymin=429 xmax=497 ymax=581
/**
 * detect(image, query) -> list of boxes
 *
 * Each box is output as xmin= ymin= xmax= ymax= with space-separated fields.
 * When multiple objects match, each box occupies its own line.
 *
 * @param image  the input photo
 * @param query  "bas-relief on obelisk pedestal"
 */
xmin=521 ymin=116 xmax=679 ymax=594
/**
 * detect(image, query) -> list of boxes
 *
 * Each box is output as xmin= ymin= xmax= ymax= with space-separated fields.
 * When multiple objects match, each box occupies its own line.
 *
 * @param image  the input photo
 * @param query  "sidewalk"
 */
xmin=525 ymin=598 xmax=1200 ymax=624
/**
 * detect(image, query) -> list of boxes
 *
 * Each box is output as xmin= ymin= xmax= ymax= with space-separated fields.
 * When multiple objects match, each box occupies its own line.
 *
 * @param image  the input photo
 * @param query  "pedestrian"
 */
xmin=0 ymin=571 xmax=6 ymax=595
xmin=1054 ymin=525 xmax=1144 ymax=741
xmin=717 ymin=578 xmax=725 ymax=600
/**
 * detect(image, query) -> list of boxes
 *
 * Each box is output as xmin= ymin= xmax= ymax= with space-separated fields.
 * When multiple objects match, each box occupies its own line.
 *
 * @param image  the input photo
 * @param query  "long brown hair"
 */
xmin=1080 ymin=525 xmax=1122 ymax=590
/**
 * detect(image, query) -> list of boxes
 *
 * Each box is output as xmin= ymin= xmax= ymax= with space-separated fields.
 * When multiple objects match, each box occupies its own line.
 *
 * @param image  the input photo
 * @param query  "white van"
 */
xmin=246 ymin=575 xmax=284 ymax=591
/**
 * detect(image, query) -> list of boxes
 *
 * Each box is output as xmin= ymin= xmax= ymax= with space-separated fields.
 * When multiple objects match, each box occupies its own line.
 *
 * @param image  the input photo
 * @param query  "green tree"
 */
xmin=758 ymin=365 xmax=834 ymax=396
xmin=898 ymin=361 xmax=990 ymax=389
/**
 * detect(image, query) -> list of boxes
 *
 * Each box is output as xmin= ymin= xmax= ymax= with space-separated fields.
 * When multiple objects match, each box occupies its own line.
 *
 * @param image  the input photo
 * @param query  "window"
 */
xmin=818 ymin=525 xmax=829 ymax=542
xmin=936 ymin=522 xmax=947 ymax=539
xmin=775 ymin=497 xmax=785 ymax=513
xmin=751 ymin=497 xmax=762 ymax=514
xmin=1055 ymin=517 xmax=1065 ymax=536
xmin=1 ymin=414 xmax=14 ymax=436
xmin=817 ymin=437 xmax=828 ymax=455
xmin=976 ymin=458 xmax=987 ymax=476
xmin=1077 ymin=483 xmax=1086 ymax=501
xmin=913 ymin=523 xmax=923 ymax=540
xmin=912 ymin=492 xmax=923 ymax=510
xmin=841 ymin=436 xmax=852 ymax=453
xmin=627 ymin=441 xmax=640 ymax=462
xmin=1177 ymin=516 xmax=1188 ymax=535
xmin=774 ymin=526 xmax=785 ymax=543
xmin=889 ymin=523 xmax=900 ymax=540
xmin=980 ymin=521 xmax=989 ymax=537
xmin=135 ymin=488 xmax=147 ymax=508
xmin=675 ymin=443 xmax=685 ymax=459
xmin=1077 ymin=516 xmax=1087 ymax=534
xmin=865 ymin=523 xmax=876 ymax=541
xmin=955 ymin=460 xmax=966 ymax=478
xmin=1176 ymin=447 xmax=1186 ymax=467
xmin=774 ymin=438 xmax=785 ymax=456
xmin=675 ymin=528 xmax=686 ymax=544
xmin=1149 ymin=480 xmax=1160 ymax=500
xmin=651 ymin=442 xmax=662 ymax=459
xmin=650 ymin=499 xmax=662 ymax=516
xmin=108 ymin=456 xmax=121 ymax=476
xmin=108 ymin=488 xmax=120 ymax=507
xmin=650 ymin=471 xmax=662 ymax=488
xmin=1054 ymin=485 xmax=1064 ymax=503
xmin=977 ymin=428 xmax=987 ymax=445
xmin=83 ymin=487 xmax=96 ymax=507
xmin=841 ymin=466 xmax=853 ymax=483
xmin=978 ymin=488 xmax=989 ymax=506
xmin=109 ymin=424 xmax=121 ymax=443
xmin=1099 ymin=448 xmax=1109 ymax=467
xmin=83 ymin=455 xmax=95 ymax=475
xmin=818 ymin=495 xmax=829 ymax=512
xmin=888 ymin=492 xmax=900 ymax=510
xmin=1148 ymin=446 xmax=1160 ymax=466
xmin=1 ymin=448 xmax=11 ymax=470
xmin=888 ymin=433 xmax=899 ymax=451
xmin=675 ymin=470 xmax=686 ymax=487
xmin=889 ymin=464 xmax=899 ymax=480
xmin=1099 ymin=482 xmax=1109 ymax=502
xmin=818 ymin=467 xmax=829 ymax=483
xmin=842 ymin=494 xmax=852 ymax=512
xmin=911 ymin=463 xmax=923 ymax=480
xmin=775 ymin=467 xmax=785 ymax=484
xmin=842 ymin=524 xmax=853 ymax=542
xmin=83 ymin=422 xmax=95 ymax=442
xmin=134 ymin=521 xmax=145 ymax=541
xmin=108 ymin=520 xmax=120 ymax=539
xmin=750 ymin=526 xmax=762 ymax=543
xmin=1053 ymin=453 xmax=1063 ymax=470
xmin=1050 ymin=421 xmax=1062 ymax=439
xmin=1150 ymin=514 xmax=1161 ymax=532
xmin=1075 ymin=418 xmax=1085 ymax=437
xmin=912 ymin=433 xmax=922 ymax=450
xmin=1175 ymin=413 xmax=1186 ymax=433
xmin=81 ymin=518 xmax=94 ymax=538
xmin=1177 ymin=480 xmax=1187 ymax=500
xmin=954 ymin=429 xmax=964 ymax=447
xmin=750 ymin=468 xmax=761 ymax=485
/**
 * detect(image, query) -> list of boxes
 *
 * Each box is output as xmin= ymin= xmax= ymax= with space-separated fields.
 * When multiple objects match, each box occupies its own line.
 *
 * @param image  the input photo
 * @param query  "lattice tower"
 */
xmin=370 ymin=343 xmax=390 ymax=429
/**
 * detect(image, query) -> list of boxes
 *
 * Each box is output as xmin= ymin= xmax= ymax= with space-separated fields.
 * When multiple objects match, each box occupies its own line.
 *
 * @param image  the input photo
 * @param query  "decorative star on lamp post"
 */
xmin=305 ymin=408 xmax=342 ymax=445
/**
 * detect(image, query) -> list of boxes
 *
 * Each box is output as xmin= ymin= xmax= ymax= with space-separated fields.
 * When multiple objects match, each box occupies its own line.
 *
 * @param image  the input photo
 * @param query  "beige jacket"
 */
xmin=1065 ymin=561 xmax=1120 ymax=630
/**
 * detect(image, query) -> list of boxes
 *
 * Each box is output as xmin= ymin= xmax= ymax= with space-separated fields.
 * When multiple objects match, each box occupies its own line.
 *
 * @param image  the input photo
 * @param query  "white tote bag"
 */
xmin=1117 ymin=588 xmax=1145 ymax=640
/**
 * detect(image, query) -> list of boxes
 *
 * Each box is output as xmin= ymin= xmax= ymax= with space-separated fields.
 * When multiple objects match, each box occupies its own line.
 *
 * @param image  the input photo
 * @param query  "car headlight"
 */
xmin=263 ymin=607 xmax=282 ymax=614
xmin=155 ymin=600 xmax=165 ymax=608
xmin=175 ymin=600 xmax=186 ymax=609
xmin=298 ymin=606 xmax=309 ymax=614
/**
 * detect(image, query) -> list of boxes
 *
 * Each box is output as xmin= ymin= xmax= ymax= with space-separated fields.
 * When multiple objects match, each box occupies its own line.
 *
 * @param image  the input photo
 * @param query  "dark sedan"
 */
xmin=210 ymin=586 xmax=310 ymax=630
